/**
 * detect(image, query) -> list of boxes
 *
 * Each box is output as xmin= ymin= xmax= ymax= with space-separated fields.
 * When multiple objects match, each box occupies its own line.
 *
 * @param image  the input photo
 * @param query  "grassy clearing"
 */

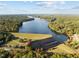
xmin=6 ymin=33 xmax=53 ymax=46
xmin=11 ymin=33 xmax=52 ymax=41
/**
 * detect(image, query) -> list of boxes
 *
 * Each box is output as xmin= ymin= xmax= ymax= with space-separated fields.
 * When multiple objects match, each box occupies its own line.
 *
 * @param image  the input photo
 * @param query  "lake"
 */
xmin=19 ymin=17 xmax=68 ymax=42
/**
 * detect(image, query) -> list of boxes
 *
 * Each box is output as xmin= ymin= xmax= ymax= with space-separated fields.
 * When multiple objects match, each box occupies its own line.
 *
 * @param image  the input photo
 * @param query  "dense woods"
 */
xmin=0 ymin=31 xmax=14 ymax=44
xmin=33 ymin=15 xmax=52 ymax=22
xmin=48 ymin=15 xmax=79 ymax=37
xmin=0 ymin=15 xmax=29 ymax=32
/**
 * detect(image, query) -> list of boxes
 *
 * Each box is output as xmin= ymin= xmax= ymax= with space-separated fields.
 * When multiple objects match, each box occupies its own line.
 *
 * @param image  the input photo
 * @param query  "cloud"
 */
xmin=72 ymin=6 xmax=79 ymax=9
xmin=35 ymin=1 xmax=65 ymax=8
xmin=0 ymin=2 xmax=7 ymax=9
xmin=0 ymin=8 xmax=30 ymax=14
xmin=59 ymin=1 xmax=65 ymax=5
xmin=36 ymin=1 xmax=54 ymax=7
xmin=0 ymin=3 xmax=7 ymax=6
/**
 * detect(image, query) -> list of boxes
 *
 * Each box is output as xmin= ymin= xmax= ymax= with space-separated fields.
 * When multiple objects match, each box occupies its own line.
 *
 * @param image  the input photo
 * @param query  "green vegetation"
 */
xmin=70 ymin=41 xmax=79 ymax=49
xmin=49 ymin=15 xmax=79 ymax=37
xmin=65 ymin=39 xmax=79 ymax=49
xmin=0 ymin=31 xmax=78 ymax=58
xmin=0 ymin=15 xmax=30 ymax=32
xmin=0 ymin=31 xmax=14 ymax=44
xmin=47 ymin=15 xmax=79 ymax=50
xmin=34 ymin=15 xmax=52 ymax=22
xmin=0 ymin=46 xmax=79 ymax=58
xmin=0 ymin=15 xmax=79 ymax=58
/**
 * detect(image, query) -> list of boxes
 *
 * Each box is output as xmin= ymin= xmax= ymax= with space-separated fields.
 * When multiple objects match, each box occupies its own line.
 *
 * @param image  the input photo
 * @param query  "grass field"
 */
xmin=6 ymin=33 xmax=53 ymax=46
xmin=11 ymin=33 xmax=52 ymax=41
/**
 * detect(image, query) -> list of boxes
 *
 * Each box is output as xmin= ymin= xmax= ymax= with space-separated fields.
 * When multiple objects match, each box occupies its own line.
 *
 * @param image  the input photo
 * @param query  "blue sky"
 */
xmin=0 ymin=1 xmax=79 ymax=14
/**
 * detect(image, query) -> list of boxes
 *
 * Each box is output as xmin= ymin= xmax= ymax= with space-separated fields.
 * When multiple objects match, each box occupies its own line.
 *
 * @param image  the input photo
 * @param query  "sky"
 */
xmin=0 ymin=1 xmax=79 ymax=14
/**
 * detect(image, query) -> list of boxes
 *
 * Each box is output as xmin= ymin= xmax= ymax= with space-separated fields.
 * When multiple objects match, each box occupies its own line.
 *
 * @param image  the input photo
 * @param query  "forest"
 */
xmin=36 ymin=15 xmax=77 ymax=37
xmin=0 ymin=15 xmax=29 ymax=32
xmin=47 ymin=15 xmax=79 ymax=37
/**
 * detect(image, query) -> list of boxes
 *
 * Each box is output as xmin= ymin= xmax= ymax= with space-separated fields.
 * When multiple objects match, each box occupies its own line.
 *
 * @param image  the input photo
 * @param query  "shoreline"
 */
xmin=16 ymin=18 xmax=34 ymax=32
xmin=48 ymin=23 xmax=68 ymax=36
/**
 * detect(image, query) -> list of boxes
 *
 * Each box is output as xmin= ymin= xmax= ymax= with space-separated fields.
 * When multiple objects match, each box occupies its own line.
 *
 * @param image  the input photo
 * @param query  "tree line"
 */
xmin=0 ymin=15 xmax=28 ymax=32
xmin=49 ymin=15 xmax=79 ymax=37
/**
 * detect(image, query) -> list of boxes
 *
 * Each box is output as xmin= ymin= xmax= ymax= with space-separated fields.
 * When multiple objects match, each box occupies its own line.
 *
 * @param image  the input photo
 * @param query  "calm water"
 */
xmin=19 ymin=17 xmax=67 ymax=42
